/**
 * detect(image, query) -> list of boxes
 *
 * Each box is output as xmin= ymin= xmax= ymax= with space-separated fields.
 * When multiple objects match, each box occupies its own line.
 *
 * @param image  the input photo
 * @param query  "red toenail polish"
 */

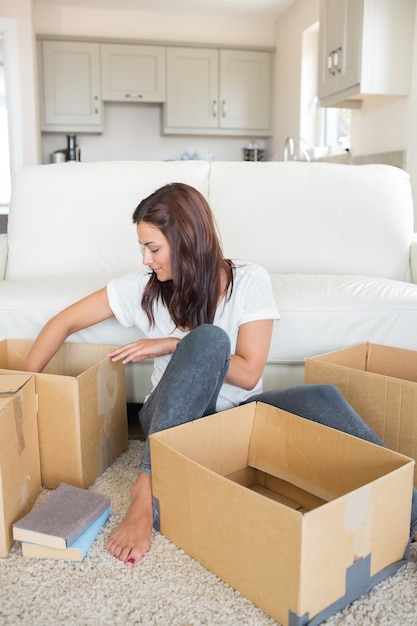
xmin=127 ymin=558 xmax=135 ymax=565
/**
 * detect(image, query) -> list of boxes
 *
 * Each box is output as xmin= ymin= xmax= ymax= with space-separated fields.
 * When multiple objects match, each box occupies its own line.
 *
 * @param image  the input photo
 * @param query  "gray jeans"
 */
xmin=138 ymin=324 xmax=417 ymax=541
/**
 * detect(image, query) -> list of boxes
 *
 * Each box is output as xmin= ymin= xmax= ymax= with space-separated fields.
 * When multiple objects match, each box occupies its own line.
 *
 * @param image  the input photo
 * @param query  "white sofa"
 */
xmin=1 ymin=160 xmax=417 ymax=403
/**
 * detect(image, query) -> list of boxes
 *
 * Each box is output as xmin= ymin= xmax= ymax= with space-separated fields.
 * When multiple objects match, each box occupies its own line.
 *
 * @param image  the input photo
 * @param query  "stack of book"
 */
xmin=12 ymin=483 xmax=111 ymax=561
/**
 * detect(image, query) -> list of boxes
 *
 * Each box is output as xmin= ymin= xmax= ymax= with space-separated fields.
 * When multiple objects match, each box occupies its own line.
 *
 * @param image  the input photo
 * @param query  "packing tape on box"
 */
xmin=13 ymin=394 xmax=25 ymax=455
xmin=288 ymin=553 xmax=409 ymax=626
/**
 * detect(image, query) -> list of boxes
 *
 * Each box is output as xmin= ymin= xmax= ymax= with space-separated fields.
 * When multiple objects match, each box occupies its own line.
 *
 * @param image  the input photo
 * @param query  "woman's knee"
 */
xmin=180 ymin=324 xmax=230 ymax=355
xmin=308 ymin=384 xmax=345 ymax=403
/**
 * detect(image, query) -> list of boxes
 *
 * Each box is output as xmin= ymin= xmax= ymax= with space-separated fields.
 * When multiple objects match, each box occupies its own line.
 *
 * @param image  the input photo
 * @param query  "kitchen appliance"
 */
xmin=243 ymin=141 xmax=264 ymax=162
xmin=66 ymin=134 xmax=80 ymax=161
xmin=50 ymin=150 xmax=67 ymax=163
xmin=49 ymin=135 xmax=81 ymax=163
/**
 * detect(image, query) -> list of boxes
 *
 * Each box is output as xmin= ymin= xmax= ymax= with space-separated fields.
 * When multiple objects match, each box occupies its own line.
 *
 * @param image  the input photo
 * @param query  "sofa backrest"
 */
xmin=6 ymin=159 xmax=414 ymax=283
xmin=6 ymin=160 xmax=210 ymax=280
xmin=209 ymin=161 xmax=414 ymax=281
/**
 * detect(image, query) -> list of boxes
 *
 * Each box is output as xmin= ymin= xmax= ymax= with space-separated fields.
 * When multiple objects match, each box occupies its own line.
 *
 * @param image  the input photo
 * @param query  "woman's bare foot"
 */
xmin=106 ymin=472 xmax=153 ymax=566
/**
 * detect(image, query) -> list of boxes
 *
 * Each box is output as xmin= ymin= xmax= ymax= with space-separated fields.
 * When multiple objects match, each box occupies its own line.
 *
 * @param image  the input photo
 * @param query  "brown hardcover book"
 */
xmin=13 ymin=483 xmax=111 ymax=549
xmin=21 ymin=506 xmax=110 ymax=561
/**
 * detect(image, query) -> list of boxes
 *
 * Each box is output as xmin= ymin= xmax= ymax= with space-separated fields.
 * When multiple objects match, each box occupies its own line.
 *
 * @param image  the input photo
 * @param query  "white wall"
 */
xmin=350 ymin=3 xmax=417 ymax=212
xmin=33 ymin=2 xmax=276 ymax=47
xmin=40 ymin=104 xmax=271 ymax=165
xmin=273 ymin=0 xmax=417 ymax=223
xmin=272 ymin=0 xmax=320 ymax=161
xmin=3 ymin=0 xmax=417 ymax=222
xmin=0 ymin=0 xmax=40 ymax=177
xmin=35 ymin=1 xmax=277 ymax=164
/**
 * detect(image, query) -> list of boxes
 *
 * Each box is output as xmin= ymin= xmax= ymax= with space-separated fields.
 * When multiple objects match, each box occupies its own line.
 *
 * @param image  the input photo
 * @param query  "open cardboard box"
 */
xmin=0 ymin=374 xmax=41 ymax=557
xmin=150 ymin=402 xmax=414 ymax=626
xmin=304 ymin=343 xmax=417 ymax=487
xmin=0 ymin=339 xmax=128 ymax=489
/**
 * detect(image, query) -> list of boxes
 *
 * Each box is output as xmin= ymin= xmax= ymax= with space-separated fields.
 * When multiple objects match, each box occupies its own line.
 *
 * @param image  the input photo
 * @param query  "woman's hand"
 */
xmin=108 ymin=337 xmax=180 ymax=364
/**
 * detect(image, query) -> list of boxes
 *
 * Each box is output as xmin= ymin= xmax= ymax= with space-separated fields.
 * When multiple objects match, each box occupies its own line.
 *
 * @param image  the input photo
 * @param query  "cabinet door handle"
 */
xmin=212 ymin=99 xmax=217 ymax=117
xmin=222 ymin=100 xmax=227 ymax=117
xmin=327 ymin=48 xmax=342 ymax=75
xmin=327 ymin=52 xmax=336 ymax=75
xmin=327 ymin=53 xmax=333 ymax=72
xmin=125 ymin=93 xmax=143 ymax=99
xmin=333 ymin=47 xmax=342 ymax=73
xmin=94 ymin=95 xmax=99 ymax=114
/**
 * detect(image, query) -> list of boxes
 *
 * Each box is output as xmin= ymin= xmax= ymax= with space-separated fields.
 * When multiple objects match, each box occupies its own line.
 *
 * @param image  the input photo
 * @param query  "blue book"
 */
xmin=21 ymin=507 xmax=111 ymax=561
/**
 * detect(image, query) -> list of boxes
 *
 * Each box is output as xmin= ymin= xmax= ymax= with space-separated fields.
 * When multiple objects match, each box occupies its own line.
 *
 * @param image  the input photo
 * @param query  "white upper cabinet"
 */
xmin=318 ymin=0 xmax=416 ymax=107
xmin=100 ymin=44 xmax=166 ymax=102
xmin=40 ymin=40 xmax=102 ymax=132
xmin=318 ymin=0 xmax=361 ymax=102
xmin=219 ymin=49 xmax=271 ymax=131
xmin=164 ymin=47 xmax=272 ymax=135
xmin=39 ymin=38 xmax=272 ymax=136
xmin=164 ymin=47 xmax=219 ymax=129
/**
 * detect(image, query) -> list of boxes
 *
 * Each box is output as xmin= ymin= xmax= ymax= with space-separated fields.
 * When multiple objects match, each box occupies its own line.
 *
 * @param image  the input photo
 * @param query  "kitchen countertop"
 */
xmin=320 ymin=149 xmax=406 ymax=169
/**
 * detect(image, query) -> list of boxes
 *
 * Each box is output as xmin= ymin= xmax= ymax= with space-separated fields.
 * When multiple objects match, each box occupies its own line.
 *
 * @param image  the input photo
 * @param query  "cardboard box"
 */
xmin=304 ymin=343 xmax=417 ymax=487
xmin=0 ymin=339 xmax=128 ymax=489
xmin=150 ymin=402 xmax=414 ymax=626
xmin=0 ymin=374 xmax=41 ymax=557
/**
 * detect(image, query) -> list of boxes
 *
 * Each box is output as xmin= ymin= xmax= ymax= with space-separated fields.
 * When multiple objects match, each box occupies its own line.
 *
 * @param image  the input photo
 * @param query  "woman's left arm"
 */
xmin=225 ymin=319 xmax=273 ymax=390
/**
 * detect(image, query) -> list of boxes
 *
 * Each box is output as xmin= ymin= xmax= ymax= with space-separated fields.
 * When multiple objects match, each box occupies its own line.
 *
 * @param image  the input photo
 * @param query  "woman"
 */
xmin=23 ymin=182 xmax=417 ymax=566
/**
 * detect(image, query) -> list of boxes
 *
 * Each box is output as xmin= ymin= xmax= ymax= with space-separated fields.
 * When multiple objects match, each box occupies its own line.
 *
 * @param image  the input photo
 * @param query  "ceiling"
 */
xmin=33 ymin=0 xmax=296 ymax=20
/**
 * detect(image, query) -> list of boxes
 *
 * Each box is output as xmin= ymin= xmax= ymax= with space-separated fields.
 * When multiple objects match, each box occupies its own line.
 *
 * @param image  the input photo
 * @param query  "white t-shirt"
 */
xmin=107 ymin=261 xmax=279 ymax=411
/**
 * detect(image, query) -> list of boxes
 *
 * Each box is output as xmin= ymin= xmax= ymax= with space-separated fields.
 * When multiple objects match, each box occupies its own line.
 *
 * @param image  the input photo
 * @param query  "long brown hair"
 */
xmin=132 ymin=182 xmax=233 ymax=329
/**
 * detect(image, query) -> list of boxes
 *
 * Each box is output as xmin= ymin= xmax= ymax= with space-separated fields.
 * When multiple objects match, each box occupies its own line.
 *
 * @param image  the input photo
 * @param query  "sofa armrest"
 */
xmin=411 ymin=232 xmax=417 ymax=284
xmin=0 ymin=233 xmax=8 ymax=279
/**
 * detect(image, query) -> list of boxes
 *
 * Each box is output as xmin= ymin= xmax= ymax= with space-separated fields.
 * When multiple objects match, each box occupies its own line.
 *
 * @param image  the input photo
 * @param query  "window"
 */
xmin=321 ymin=107 xmax=351 ymax=152
xmin=301 ymin=22 xmax=351 ymax=157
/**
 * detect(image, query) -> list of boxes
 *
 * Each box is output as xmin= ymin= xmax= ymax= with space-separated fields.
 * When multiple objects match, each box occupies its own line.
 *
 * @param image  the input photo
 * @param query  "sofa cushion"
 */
xmin=270 ymin=274 xmax=417 ymax=363
xmin=2 ymin=272 xmax=417 ymax=370
xmin=0 ymin=274 xmax=143 ymax=346
xmin=6 ymin=160 xmax=210 ymax=280
xmin=209 ymin=162 xmax=414 ymax=281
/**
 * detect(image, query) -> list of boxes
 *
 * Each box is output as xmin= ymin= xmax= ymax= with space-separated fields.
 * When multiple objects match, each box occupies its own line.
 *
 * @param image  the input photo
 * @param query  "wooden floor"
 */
xmin=127 ymin=403 xmax=145 ymax=440
xmin=0 ymin=215 xmax=8 ymax=234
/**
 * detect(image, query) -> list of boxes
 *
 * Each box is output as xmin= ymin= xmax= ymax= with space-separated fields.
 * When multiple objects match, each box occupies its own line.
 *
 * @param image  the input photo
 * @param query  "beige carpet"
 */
xmin=1 ymin=440 xmax=417 ymax=626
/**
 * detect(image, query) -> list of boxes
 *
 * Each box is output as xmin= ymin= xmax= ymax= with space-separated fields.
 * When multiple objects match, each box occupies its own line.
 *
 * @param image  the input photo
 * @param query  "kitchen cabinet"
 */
xmin=318 ymin=0 xmax=415 ymax=108
xmin=100 ymin=44 xmax=165 ymax=102
xmin=39 ymin=40 xmax=102 ymax=132
xmin=163 ymin=47 xmax=272 ymax=136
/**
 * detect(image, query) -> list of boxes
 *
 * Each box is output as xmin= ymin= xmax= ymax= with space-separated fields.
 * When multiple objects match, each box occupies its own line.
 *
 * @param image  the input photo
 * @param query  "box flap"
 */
xmin=0 ymin=338 xmax=32 ymax=369
xmin=0 ymin=374 xmax=33 ymax=395
xmin=248 ymin=403 xmax=413 ymax=502
xmin=366 ymin=344 xmax=417 ymax=383
xmin=305 ymin=343 xmax=417 ymax=487
xmin=0 ymin=397 xmax=11 ymax=413
xmin=151 ymin=403 xmax=256 ymax=477
xmin=307 ymin=343 xmax=369 ymax=370
xmin=43 ymin=342 xmax=117 ymax=377
xmin=306 ymin=342 xmax=417 ymax=384
xmin=0 ymin=339 xmax=117 ymax=378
